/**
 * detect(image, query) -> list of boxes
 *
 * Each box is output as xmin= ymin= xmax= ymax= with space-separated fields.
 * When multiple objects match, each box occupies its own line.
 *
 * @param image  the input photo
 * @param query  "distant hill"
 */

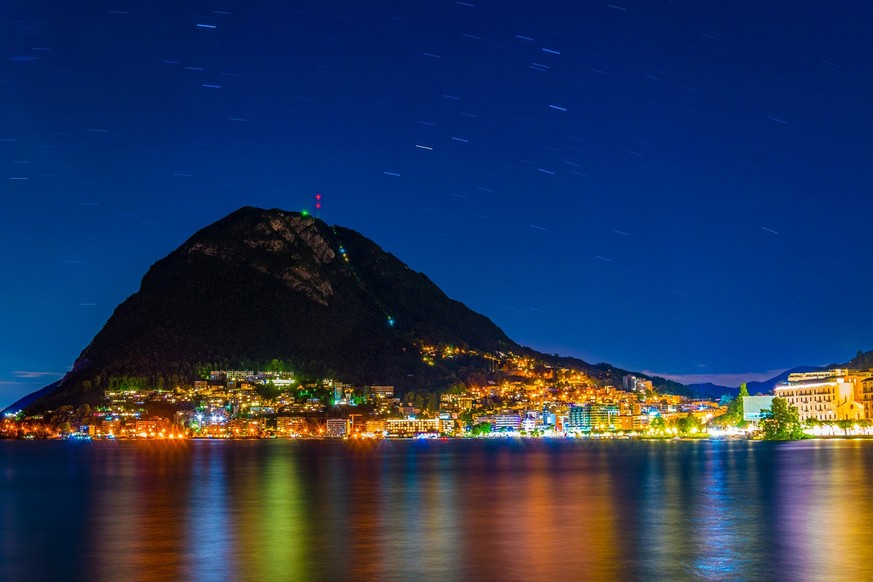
xmin=17 ymin=207 xmax=680 ymax=414
xmin=2 ymin=381 xmax=60 ymax=416
xmin=682 ymin=367 xmax=827 ymax=399
xmin=745 ymin=366 xmax=824 ymax=394
xmin=685 ymin=382 xmax=739 ymax=400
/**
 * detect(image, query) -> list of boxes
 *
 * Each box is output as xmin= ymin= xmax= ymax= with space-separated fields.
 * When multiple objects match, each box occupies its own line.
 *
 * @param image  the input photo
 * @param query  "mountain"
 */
xmin=684 ymin=382 xmax=738 ymax=400
xmin=683 ymin=367 xmax=827 ymax=399
xmin=745 ymin=366 xmax=823 ymax=394
xmin=2 ymin=381 xmax=61 ymax=416
xmin=844 ymin=350 xmax=873 ymax=371
xmin=20 ymin=207 xmax=666 ymax=413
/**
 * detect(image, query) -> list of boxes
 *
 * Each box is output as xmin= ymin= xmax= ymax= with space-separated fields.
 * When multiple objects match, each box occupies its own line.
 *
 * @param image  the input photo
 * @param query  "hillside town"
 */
xmin=4 ymin=346 xmax=873 ymax=441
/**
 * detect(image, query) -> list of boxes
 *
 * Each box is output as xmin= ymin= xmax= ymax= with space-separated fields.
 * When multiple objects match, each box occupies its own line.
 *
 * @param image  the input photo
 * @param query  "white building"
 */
xmin=742 ymin=396 xmax=774 ymax=424
xmin=325 ymin=418 xmax=349 ymax=437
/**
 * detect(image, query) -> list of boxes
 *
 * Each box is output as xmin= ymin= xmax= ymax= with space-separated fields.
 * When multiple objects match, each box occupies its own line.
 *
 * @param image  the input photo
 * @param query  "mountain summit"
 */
xmin=25 ymin=207 xmax=526 ymax=410
xmin=18 ymin=206 xmax=683 ymax=413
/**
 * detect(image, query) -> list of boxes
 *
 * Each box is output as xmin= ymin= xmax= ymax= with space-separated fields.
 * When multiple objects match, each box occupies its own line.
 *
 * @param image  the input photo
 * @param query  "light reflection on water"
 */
xmin=2 ymin=439 xmax=873 ymax=581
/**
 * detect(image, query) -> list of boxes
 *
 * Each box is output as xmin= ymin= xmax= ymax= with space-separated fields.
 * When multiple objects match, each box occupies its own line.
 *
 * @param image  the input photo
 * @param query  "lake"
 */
xmin=2 ymin=438 xmax=872 ymax=581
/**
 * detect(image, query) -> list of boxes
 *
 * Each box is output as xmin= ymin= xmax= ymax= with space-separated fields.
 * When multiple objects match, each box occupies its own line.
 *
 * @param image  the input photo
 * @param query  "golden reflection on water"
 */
xmin=779 ymin=439 xmax=873 ymax=581
xmin=87 ymin=440 xmax=192 ymax=581
xmin=5 ymin=439 xmax=873 ymax=581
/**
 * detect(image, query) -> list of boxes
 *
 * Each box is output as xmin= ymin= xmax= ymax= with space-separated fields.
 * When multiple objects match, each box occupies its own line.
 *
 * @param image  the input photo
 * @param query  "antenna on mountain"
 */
xmin=315 ymin=193 xmax=322 ymax=219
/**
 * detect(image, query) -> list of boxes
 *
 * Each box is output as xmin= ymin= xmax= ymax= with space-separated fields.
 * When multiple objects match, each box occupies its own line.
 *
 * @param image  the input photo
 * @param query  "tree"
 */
xmin=677 ymin=413 xmax=702 ymax=435
xmin=713 ymin=383 xmax=751 ymax=428
xmin=730 ymin=383 xmax=750 ymax=418
xmin=760 ymin=397 xmax=805 ymax=440
xmin=74 ymin=404 xmax=92 ymax=427
xmin=737 ymin=382 xmax=749 ymax=399
xmin=266 ymin=358 xmax=287 ymax=373
xmin=425 ymin=392 xmax=440 ymax=412
xmin=471 ymin=422 xmax=492 ymax=436
xmin=836 ymin=419 xmax=855 ymax=435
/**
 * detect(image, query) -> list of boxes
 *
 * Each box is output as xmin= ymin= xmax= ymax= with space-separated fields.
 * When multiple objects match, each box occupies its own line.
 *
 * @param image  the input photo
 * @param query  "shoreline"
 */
xmin=6 ymin=433 xmax=873 ymax=443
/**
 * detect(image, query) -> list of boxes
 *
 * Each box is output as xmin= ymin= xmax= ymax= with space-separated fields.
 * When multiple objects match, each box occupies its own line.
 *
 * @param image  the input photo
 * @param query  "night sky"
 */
xmin=3 ymin=1 xmax=873 ymax=407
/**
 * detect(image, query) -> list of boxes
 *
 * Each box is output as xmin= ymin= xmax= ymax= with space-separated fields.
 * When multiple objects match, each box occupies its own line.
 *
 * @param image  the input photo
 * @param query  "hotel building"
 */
xmin=773 ymin=370 xmax=865 ymax=422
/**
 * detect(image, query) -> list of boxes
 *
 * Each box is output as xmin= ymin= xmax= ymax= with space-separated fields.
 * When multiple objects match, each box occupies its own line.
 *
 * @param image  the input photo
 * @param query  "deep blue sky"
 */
xmin=3 ymin=1 xmax=873 ymax=407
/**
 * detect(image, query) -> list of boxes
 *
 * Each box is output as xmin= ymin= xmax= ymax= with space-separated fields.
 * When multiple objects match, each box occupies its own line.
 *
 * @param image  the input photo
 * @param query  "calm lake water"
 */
xmin=2 ymin=438 xmax=872 ymax=581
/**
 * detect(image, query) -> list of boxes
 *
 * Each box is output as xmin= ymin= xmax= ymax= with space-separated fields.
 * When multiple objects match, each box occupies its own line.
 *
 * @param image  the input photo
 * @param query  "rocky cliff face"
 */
xmin=27 ymin=206 xmax=520 ymax=410
xmin=187 ymin=211 xmax=336 ymax=304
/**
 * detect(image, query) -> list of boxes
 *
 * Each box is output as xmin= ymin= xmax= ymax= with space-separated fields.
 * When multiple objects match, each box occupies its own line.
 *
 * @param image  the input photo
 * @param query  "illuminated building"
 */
xmin=492 ymin=413 xmax=522 ymax=431
xmin=787 ymin=369 xmax=850 ymax=382
xmin=135 ymin=420 xmax=159 ymax=434
xmin=774 ymin=372 xmax=864 ymax=422
xmin=101 ymin=418 xmax=121 ymax=435
xmin=566 ymin=404 xmax=619 ymax=432
xmin=325 ymin=418 xmax=349 ymax=437
xmin=365 ymin=419 xmax=386 ymax=434
xmin=860 ymin=376 xmax=873 ymax=420
xmin=277 ymin=416 xmax=308 ymax=435
xmin=372 ymin=385 xmax=395 ymax=398
xmin=228 ymin=419 xmax=261 ymax=437
xmin=622 ymin=374 xmax=653 ymax=393
xmin=385 ymin=417 xmax=441 ymax=437
xmin=440 ymin=393 xmax=474 ymax=412
xmin=541 ymin=411 xmax=556 ymax=427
